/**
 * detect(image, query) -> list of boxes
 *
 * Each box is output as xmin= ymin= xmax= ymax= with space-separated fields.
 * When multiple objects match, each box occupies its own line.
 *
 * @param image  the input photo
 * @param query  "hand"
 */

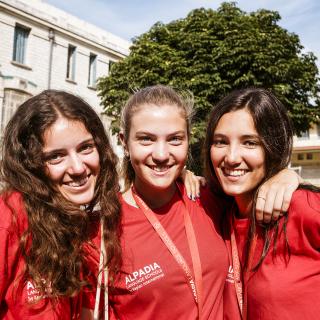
xmin=256 ymin=168 xmax=302 ymax=224
xmin=180 ymin=168 xmax=206 ymax=200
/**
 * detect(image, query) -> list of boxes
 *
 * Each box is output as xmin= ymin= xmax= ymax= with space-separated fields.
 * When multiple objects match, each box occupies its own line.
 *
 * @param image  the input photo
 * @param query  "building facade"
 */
xmin=291 ymin=124 xmax=320 ymax=186
xmin=0 ymin=0 xmax=130 ymax=151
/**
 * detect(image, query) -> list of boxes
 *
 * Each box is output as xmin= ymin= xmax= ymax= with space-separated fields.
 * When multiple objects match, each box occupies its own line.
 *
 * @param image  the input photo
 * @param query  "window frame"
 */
xmin=66 ymin=44 xmax=77 ymax=81
xmin=12 ymin=24 xmax=30 ymax=65
xmin=88 ymin=53 xmax=97 ymax=87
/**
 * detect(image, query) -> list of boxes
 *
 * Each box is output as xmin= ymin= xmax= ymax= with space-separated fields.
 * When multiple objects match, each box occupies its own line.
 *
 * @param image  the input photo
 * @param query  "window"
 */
xmin=88 ymin=53 xmax=97 ymax=87
xmin=306 ymin=153 xmax=313 ymax=160
xmin=297 ymin=153 xmax=304 ymax=161
xmin=66 ymin=45 xmax=76 ymax=81
xmin=12 ymin=24 xmax=30 ymax=64
xmin=0 ymin=89 xmax=31 ymax=135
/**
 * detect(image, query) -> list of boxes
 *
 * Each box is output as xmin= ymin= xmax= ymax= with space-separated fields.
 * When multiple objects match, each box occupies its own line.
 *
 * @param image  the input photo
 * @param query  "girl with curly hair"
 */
xmin=0 ymin=90 xmax=121 ymax=319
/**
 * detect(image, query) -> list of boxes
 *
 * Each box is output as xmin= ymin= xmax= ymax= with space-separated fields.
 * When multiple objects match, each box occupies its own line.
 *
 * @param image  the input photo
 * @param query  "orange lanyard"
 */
xmin=131 ymin=184 xmax=203 ymax=319
xmin=229 ymin=209 xmax=257 ymax=320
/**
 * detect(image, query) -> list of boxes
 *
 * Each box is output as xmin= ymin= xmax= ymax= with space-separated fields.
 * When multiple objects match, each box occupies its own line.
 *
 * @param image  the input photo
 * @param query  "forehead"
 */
xmin=130 ymin=104 xmax=187 ymax=132
xmin=43 ymin=117 xmax=92 ymax=150
xmin=215 ymin=109 xmax=257 ymax=135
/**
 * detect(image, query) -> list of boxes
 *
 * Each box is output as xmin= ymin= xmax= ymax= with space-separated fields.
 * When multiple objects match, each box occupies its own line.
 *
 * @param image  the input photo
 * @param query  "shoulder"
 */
xmin=289 ymin=189 xmax=320 ymax=213
xmin=288 ymin=189 xmax=320 ymax=223
xmin=0 ymin=191 xmax=27 ymax=232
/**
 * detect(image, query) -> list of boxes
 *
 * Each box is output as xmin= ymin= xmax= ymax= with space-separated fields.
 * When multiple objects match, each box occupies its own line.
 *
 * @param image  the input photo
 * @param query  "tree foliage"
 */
xmin=98 ymin=2 xmax=320 ymax=171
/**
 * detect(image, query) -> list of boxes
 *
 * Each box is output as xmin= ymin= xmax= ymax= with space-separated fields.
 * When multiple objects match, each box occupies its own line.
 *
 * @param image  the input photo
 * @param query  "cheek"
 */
xmin=45 ymin=165 xmax=64 ymax=183
xmin=210 ymin=146 xmax=222 ymax=167
xmin=90 ymin=152 xmax=101 ymax=173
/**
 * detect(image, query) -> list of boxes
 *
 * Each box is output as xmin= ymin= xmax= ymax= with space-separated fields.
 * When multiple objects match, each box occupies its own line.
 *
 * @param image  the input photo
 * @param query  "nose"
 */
xmin=152 ymin=141 xmax=169 ymax=162
xmin=225 ymin=143 xmax=242 ymax=166
xmin=67 ymin=154 xmax=86 ymax=175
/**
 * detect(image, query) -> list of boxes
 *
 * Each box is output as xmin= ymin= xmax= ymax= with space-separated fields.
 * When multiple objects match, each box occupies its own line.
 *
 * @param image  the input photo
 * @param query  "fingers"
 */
xmin=256 ymin=185 xmax=280 ymax=224
xmin=255 ymin=185 xmax=293 ymax=224
xmin=271 ymin=187 xmax=286 ymax=222
xmin=255 ymin=168 xmax=300 ymax=224
xmin=281 ymin=185 xmax=296 ymax=212
xmin=180 ymin=168 xmax=206 ymax=200
xmin=183 ymin=170 xmax=193 ymax=199
xmin=189 ymin=172 xmax=198 ymax=200
xmin=183 ymin=170 xmax=198 ymax=200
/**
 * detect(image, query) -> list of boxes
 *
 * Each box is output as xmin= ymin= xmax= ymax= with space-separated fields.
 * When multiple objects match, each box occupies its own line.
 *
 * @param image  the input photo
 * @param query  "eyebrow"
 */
xmin=43 ymin=137 xmax=95 ymax=154
xmin=213 ymin=133 xmax=260 ymax=139
xmin=135 ymin=130 xmax=186 ymax=136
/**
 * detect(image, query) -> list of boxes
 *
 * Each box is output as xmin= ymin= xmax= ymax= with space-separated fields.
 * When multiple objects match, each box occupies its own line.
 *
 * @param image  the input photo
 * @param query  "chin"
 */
xmin=62 ymin=191 xmax=95 ymax=206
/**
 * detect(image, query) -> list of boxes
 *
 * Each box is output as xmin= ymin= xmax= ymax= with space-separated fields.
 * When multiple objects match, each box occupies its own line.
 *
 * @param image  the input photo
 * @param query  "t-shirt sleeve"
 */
xmin=0 ymin=228 xmax=10 ymax=302
xmin=0 ymin=194 xmax=22 ymax=303
xmin=289 ymin=189 xmax=320 ymax=250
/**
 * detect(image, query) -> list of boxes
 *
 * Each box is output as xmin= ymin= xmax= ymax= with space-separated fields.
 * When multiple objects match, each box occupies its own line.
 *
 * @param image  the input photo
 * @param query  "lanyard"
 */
xmin=94 ymin=218 xmax=109 ymax=320
xmin=228 ymin=208 xmax=257 ymax=320
xmin=131 ymin=184 xmax=203 ymax=319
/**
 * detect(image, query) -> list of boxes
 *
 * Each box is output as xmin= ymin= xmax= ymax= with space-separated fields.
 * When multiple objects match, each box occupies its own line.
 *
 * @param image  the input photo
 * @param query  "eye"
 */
xmin=138 ymin=136 xmax=153 ymax=145
xmin=79 ymin=143 xmax=96 ymax=154
xmin=212 ymin=139 xmax=227 ymax=147
xmin=169 ymin=136 xmax=184 ymax=145
xmin=243 ymin=140 xmax=259 ymax=148
xmin=44 ymin=153 xmax=64 ymax=165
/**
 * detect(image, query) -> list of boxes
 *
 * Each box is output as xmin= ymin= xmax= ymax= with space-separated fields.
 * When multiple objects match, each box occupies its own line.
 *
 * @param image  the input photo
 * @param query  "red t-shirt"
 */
xmin=109 ymin=184 xmax=229 ymax=320
xmin=224 ymin=189 xmax=320 ymax=320
xmin=0 ymin=192 xmax=82 ymax=319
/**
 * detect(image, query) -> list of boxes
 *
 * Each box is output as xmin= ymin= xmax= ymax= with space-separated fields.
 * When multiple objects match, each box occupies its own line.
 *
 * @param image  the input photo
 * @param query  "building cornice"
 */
xmin=0 ymin=0 xmax=131 ymax=57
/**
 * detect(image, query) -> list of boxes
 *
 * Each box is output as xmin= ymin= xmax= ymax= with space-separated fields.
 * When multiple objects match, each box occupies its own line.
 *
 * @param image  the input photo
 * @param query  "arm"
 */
xmin=255 ymin=168 xmax=303 ymax=224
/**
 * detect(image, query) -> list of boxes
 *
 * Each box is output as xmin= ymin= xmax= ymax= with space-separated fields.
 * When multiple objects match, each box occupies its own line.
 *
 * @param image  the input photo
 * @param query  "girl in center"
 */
xmin=108 ymin=85 xmax=299 ymax=320
xmin=111 ymin=85 xmax=227 ymax=319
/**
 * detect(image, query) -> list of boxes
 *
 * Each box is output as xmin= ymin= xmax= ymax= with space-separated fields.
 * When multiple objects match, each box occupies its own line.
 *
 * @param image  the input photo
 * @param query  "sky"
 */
xmin=45 ymin=0 xmax=320 ymax=66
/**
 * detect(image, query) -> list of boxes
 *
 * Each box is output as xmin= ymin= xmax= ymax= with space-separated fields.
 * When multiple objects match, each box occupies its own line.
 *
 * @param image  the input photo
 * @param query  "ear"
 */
xmin=119 ymin=131 xmax=129 ymax=157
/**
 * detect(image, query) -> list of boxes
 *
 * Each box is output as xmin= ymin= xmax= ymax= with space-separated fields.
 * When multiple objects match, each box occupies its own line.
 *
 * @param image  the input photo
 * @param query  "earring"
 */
xmin=124 ymin=150 xmax=130 ymax=157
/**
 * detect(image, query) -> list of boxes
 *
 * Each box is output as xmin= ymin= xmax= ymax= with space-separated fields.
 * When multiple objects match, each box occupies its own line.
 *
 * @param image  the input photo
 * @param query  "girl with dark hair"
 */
xmin=0 ymin=90 xmax=121 ymax=319
xmin=107 ymin=85 xmax=301 ymax=320
xmin=204 ymin=87 xmax=320 ymax=319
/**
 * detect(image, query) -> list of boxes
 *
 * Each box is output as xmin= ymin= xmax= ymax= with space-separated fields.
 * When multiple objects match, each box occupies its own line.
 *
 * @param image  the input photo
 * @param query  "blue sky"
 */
xmin=45 ymin=0 xmax=320 ymax=66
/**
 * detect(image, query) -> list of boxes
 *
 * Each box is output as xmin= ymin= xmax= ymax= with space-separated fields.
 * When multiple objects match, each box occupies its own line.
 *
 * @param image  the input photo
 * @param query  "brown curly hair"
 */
xmin=0 ymin=90 xmax=121 ymax=298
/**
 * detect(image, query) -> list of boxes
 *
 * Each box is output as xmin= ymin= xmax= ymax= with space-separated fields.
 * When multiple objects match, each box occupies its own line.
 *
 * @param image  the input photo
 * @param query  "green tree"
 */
xmin=98 ymin=2 xmax=320 ymax=172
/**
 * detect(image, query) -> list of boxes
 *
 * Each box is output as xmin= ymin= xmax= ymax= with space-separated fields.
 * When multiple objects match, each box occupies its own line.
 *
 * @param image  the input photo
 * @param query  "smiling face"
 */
xmin=42 ymin=117 xmax=100 ymax=205
xmin=210 ymin=108 xmax=265 ymax=206
xmin=125 ymin=104 xmax=188 ymax=198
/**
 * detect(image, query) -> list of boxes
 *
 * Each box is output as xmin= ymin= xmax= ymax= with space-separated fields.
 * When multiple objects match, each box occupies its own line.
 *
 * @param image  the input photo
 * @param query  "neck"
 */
xmin=234 ymin=193 xmax=254 ymax=219
xmin=133 ymin=180 xmax=177 ymax=209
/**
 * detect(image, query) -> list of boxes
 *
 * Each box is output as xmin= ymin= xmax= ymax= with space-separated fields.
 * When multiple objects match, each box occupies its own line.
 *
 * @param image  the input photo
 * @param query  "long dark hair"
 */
xmin=204 ymin=87 xmax=296 ymax=269
xmin=0 ymin=90 xmax=121 ymax=297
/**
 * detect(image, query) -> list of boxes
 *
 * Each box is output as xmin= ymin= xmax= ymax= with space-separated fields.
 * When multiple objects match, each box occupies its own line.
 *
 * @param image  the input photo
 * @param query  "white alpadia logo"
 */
xmin=26 ymin=279 xmax=51 ymax=302
xmin=226 ymin=265 xmax=234 ymax=283
xmin=125 ymin=262 xmax=164 ymax=292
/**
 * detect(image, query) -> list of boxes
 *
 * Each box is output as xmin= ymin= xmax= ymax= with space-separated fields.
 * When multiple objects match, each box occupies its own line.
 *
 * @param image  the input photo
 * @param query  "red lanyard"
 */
xmin=131 ymin=184 xmax=203 ymax=319
xmin=228 ymin=208 xmax=257 ymax=320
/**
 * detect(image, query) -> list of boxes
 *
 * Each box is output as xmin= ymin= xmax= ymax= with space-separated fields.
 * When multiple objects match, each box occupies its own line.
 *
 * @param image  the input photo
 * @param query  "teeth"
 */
xmin=66 ymin=176 xmax=88 ymax=187
xmin=150 ymin=166 xmax=170 ymax=172
xmin=224 ymin=168 xmax=246 ymax=177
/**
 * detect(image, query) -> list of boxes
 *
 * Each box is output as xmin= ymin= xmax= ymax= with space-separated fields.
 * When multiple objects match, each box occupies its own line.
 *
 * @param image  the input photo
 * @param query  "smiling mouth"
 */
xmin=148 ymin=165 xmax=173 ymax=172
xmin=222 ymin=168 xmax=248 ymax=177
xmin=65 ymin=175 xmax=90 ymax=187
